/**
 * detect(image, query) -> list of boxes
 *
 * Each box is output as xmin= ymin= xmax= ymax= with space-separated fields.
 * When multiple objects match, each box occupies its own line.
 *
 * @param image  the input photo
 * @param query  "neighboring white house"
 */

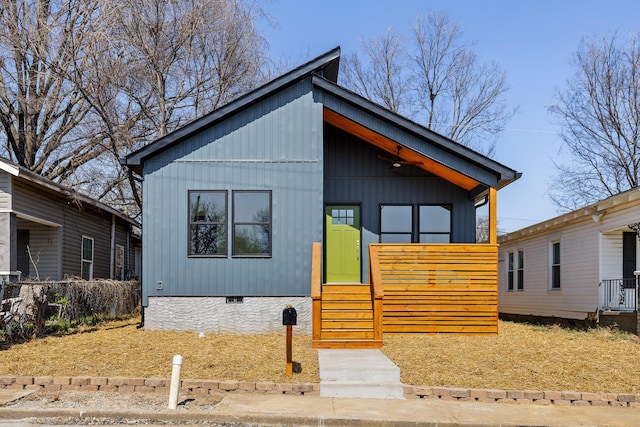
xmin=498 ymin=188 xmax=640 ymax=333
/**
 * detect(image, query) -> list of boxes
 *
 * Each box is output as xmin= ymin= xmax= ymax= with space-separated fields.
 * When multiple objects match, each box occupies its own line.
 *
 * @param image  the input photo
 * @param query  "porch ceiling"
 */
xmin=323 ymin=108 xmax=480 ymax=191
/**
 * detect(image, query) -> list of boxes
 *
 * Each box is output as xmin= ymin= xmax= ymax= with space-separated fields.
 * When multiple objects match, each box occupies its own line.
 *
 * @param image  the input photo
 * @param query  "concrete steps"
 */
xmin=318 ymin=349 xmax=404 ymax=399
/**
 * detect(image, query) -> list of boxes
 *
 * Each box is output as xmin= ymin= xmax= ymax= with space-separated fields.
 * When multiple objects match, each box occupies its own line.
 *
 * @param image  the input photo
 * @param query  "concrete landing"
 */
xmin=318 ymin=349 xmax=404 ymax=399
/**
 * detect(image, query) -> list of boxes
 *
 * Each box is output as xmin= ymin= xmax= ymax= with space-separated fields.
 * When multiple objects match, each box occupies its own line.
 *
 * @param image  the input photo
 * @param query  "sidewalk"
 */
xmin=1 ymin=389 xmax=639 ymax=426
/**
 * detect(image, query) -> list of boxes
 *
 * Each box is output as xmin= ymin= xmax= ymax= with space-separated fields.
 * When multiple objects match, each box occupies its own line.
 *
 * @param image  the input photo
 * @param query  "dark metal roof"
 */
xmin=123 ymin=47 xmax=342 ymax=174
xmin=311 ymin=75 xmax=520 ymax=190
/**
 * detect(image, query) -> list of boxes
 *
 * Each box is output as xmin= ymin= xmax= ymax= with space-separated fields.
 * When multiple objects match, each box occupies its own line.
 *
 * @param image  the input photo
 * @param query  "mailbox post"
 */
xmin=282 ymin=305 xmax=297 ymax=376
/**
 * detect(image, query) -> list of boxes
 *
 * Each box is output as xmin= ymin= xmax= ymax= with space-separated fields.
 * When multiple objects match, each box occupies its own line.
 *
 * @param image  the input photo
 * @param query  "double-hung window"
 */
xmin=507 ymin=249 xmax=524 ymax=291
xmin=517 ymin=250 xmax=524 ymax=290
xmin=233 ymin=191 xmax=272 ymax=256
xmin=81 ymin=236 xmax=94 ymax=280
xmin=550 ymin=241 xmax=561 ymax=290
xmin=189 ymin=190 xmax=227 ymax=256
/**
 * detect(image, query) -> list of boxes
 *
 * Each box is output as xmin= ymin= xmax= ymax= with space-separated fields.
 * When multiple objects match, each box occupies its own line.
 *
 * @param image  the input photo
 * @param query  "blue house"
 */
xmin=124 ymin=48 xmax=519 ymax=342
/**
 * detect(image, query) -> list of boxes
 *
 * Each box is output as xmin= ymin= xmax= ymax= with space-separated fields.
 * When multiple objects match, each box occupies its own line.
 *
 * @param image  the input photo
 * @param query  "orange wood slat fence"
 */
xmin=369 ymin=243 xmax=499 ymax=335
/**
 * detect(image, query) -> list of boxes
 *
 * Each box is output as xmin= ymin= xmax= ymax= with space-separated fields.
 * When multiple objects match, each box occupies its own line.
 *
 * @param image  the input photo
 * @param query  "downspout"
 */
xmin=474 ymin=195 xmax=489 ymax=209
xmin=126 ymin=227 xmax=130 ymax=280
xmin=110 ymin=214 xmax=115 ymax=279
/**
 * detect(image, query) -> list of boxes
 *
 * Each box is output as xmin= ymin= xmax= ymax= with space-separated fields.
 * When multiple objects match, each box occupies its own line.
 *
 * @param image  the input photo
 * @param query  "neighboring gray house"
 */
xmin=124 ymin=48 xmax=519 ymax=334
xmin=0 ymin=158 xmax=140 ymax=282
xmin=498 ymin=188 xmax=640 ymax=333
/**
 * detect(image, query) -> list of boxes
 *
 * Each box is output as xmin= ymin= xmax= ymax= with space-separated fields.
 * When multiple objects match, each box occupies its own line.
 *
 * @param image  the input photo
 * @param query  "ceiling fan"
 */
xmin=377 ymin=145 xmax=423 ymax=168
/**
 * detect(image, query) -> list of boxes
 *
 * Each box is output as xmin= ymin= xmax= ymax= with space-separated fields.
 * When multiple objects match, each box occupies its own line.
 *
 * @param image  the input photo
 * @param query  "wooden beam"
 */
xmin=311 ymin=242 xmax=322 ymax=342
xmin=323 ymin=108 xmax=480 ymax=191
xmin=488 ymin=187 xmax=497 ymax=245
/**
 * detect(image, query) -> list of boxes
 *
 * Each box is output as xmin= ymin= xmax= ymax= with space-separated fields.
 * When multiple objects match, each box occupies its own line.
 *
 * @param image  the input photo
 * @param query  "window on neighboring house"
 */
xmin=380 ymin=204 xmax=412 ymax=242
xmin=189 ymin=190 xmax=227 ymax=256
xmin=115 ymin=244 xmax=124 ymax=280
xmin=81 ymin=236 xmax=94 ymax=280
xmin=507 ymin=249 xmax=525 ymax=291
xmin=507 ymin=252 xmax=514 ymax=291
xmin=419 ymin=205 xmax=451 ymax=243
xmin=233 ymin=191 xmax=271 ymax=256
xmin=517 ymin=249 xmax=524 ymax=291
xmin=550 ymin=241 xmax=561 ymax=290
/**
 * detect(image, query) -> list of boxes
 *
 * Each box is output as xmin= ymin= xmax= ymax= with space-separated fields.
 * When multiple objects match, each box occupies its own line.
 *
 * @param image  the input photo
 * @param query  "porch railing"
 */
xmin=369 ymin=243 xmax=499 ymax=334
xmin=599 ymin=278 xmax=638 ymax=312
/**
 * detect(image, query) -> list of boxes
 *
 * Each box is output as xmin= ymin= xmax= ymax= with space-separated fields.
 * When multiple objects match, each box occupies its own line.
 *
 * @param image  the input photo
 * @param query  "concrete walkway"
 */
xmin=318 ymin=349 xmax=404 ymax=399
xmin=1 ymin=389 xmax=639 ymax=426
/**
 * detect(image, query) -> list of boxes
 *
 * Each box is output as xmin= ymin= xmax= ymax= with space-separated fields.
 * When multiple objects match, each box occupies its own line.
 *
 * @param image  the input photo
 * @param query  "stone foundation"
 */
xmin=144 ymin=296 xmax=312 ymax=334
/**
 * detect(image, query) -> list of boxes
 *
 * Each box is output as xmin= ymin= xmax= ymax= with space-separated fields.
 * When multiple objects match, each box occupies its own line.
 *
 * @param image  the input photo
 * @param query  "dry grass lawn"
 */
xmin=1 ymin=317 xmax=639 ymax=394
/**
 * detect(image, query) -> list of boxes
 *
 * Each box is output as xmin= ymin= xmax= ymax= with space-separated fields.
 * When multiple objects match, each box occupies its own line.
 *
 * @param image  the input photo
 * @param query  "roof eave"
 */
xmin=313 ymin=75 xmax=521 ymax=189
xmin=3 ymin=159 xmax=139 ymax=227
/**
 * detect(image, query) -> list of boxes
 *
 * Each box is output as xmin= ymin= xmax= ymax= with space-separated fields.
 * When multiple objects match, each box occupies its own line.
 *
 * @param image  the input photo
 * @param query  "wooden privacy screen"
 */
xmin=369 ymin=244 xmax=499 ymax=335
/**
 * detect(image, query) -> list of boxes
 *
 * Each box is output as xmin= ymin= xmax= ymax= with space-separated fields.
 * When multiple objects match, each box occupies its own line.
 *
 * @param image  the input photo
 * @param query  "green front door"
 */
xmin=325 ymin=205 xmax=361 ymax=282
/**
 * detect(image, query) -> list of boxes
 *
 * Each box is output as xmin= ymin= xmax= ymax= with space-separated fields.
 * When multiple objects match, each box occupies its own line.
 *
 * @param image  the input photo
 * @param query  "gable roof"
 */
xmin=0 ymin=157 xmax=138 ymax=227
xmin=124 ymin=47 xmax=520 ymax=193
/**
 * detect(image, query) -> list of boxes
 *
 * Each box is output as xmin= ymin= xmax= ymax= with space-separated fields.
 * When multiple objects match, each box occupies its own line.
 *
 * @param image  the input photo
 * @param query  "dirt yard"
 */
xmin=1 ymin=318 xmax=639 ymax=394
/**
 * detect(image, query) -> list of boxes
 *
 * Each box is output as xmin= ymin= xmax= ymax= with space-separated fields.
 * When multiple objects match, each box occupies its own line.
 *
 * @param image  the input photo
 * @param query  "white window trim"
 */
xmin=507 ymin=251 xmax=515 ymax=291
xmin=81 ymin=236 xmax=94 ymax=281
xmin=516 ymin=249 xmax=524 ymax=291
xmin=115 ymin=244 xmax=125 ymax=280
xmin=506 ymin=249 xmax=524 ymax=292
xmin=549 ymin=240 xmax=561 ymax=291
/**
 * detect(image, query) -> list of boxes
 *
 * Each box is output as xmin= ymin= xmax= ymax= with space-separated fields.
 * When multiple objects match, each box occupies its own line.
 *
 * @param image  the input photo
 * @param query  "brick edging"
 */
xmin=1 ymin=376 xmax=638 ymax=408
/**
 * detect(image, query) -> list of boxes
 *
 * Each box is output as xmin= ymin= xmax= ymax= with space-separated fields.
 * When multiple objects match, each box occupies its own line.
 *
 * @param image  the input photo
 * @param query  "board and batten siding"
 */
xmin=324 ymin=124 xmax=476 ymax=283
xmin=499 ymin=195 xmax=640 ymax=320
xmin=0 ymin=171 xmax=11 ymax=210
xmin=141 ymin=79 xmax=324 ymax=304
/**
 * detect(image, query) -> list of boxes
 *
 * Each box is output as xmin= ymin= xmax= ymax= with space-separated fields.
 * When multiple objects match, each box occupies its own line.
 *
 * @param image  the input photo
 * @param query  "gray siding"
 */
xmin=12 ymin=179 xmax=134 ymax=280
xmin=15 ymin=218 xmax=60 ymax=280
xmin=142 ymin=79 xmax=324 ymax=303
xmin=324 ymin=124 xmax=476 ymax=282
xmin=0 ymin=172 xmax=10 ymax=210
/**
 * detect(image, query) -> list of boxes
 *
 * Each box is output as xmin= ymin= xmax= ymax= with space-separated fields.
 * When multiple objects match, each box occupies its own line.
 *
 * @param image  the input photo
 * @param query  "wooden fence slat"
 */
xmin=369 ymin=243 xmax=498 ymax=334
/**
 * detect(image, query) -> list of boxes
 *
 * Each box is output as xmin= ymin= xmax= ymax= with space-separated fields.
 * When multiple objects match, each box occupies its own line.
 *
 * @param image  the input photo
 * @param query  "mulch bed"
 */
xmin=1 ymin=318 xmax=639 ymax=393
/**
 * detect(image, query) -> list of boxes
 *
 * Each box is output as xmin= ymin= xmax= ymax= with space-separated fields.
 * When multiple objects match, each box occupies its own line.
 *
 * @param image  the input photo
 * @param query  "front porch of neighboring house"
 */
xmin=14 ymin=216 xmax=62 ymax=281
xmin=311 ymin=190 xmax=500 ymax=349
xmin=599 ymin=228 xmax=639 ymax=313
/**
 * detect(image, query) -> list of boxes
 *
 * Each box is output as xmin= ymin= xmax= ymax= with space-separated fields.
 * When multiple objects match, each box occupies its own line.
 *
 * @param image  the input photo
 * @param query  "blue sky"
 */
xmin=259 ymin=0 xmax=640 ymax=233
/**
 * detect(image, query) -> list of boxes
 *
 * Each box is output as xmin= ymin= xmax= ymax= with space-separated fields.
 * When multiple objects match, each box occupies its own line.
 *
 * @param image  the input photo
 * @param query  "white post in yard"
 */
xmin=168 ymin=355 xmax=183 ymax=409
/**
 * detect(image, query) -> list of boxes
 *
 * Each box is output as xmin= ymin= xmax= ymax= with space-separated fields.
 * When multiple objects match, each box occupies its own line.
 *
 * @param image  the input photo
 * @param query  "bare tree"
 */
xmin=341 ymin=10 xmax=515 ymax=155
xmin=341 ymin=29 xmax=411 ymax=115
xmin=0 ymin=0 xmax=268 ymax=216
xmin=550 ymin=32 xmax=640 ymax=210
xmin=411 ymin=11 xmax=514 ymax=154
xmin=0 ymin=0 xmax=105 ymax=182
xmin=75 ymin=0 xmax=268 ymax=213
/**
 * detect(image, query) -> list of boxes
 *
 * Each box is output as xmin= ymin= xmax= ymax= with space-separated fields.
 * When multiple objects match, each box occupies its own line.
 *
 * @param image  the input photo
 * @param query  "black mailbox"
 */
xmin=282 ymin=305 xmax=297 ymax=326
